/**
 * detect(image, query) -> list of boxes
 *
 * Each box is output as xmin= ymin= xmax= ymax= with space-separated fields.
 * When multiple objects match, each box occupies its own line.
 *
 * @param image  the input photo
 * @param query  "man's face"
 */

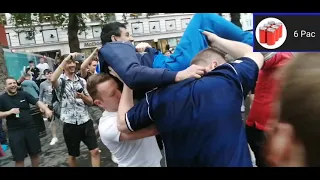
xmin=5 ymin=79 xmax=18 ymax=94
xmin=112 ymin=27 xmax=134 ymax=42
xmin=29 ymin=62 xmax=34 ymax=68
xmin=40 ymin=58 xmax=45 ymax=63
xmin=94 ymin=79 xmax=122 ymax=112
xmin=46 ymin=72 xmax=52 ymax=80
xmin=164 ymin=51 xmax=171 ymax=56
xmin=65 ymin=60 xmax=77 ymax=74
xmin=89 ymin=61 xmax=98 ymax=73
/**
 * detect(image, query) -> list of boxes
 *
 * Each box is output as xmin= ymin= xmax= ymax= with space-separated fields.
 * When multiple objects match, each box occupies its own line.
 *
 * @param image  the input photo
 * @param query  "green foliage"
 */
xmin=9 ymin=13 xmax=116 ymax=34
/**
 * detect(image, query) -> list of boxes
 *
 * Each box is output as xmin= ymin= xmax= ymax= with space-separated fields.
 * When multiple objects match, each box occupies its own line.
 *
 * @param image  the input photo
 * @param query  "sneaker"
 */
xmin=111 ymin=154 xmax=118 ymax=164
xmin=49 ymin=137 xmax=58 ymax=145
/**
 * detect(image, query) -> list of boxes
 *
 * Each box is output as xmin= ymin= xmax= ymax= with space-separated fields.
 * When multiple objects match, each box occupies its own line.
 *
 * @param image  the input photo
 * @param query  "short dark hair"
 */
xmin=43 ymin=69 xmax=52 ymax=75
xmin=5 ymin=77 xmax=16 ymax=84
xmin=100 ymin=22 xmax=127 ymax=45
xmin=29 ymin=60 xmax=34 ymax=63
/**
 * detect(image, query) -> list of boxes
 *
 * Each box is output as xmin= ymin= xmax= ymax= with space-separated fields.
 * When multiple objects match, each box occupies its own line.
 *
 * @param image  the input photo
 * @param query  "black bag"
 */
xmin=52 ymin=78 xmax=66 ymax=119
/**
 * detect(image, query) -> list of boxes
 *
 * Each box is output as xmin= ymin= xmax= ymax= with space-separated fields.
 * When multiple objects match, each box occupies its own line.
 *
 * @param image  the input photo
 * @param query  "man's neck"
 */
xmin=65 ymin=72 xmax=75 ymax=80
xmin=7 ymin=91 xmax=17 ymax=96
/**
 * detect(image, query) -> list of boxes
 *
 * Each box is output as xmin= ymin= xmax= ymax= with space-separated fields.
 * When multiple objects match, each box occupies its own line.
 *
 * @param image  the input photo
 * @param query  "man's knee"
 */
xmin=90 ymin=148 xmax=100 ymax=157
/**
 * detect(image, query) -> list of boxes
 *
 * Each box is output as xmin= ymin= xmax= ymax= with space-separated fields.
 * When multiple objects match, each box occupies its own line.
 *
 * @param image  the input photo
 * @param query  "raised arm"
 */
xmin=99 ymin=42 xmax=205 ymax=90
xmin=80 ymin=48 xmax=99 ymax=78
xmin=202 ymin=31 xmax=264 ymax=69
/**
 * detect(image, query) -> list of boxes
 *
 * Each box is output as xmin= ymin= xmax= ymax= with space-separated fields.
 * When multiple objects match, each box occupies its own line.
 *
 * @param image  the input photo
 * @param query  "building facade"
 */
xmin=3 ymin=13 xmax=253 ymax=58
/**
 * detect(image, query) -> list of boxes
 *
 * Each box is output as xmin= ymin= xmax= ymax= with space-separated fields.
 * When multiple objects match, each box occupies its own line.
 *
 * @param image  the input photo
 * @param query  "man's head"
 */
xmin=29 ymin=60 xmax=34 ymax=68
xmin=87 ymin=74 xmax=122 ymax=112
xmin=5 ymin=77 xmax=18 ymax=95
xmin=24 ymin=73 xmax=31 ymax=80
xmin=89 ymin=59 xmax=98 ymax=73
xmin=266 ymin=53 xmax=320 ymax=167
xmin=190 ymin=48 xmax=226 ymax=73
xmin=39 ymin=57 xmax=45 ymax=64
xmin=44 ymin=69 xmax=53 ymax=80
xmin=100 ymin=22 xmax=134 ymax=45
xmin=61 ymin=54 xmax=77 ymax=74
xmin=164 ymin=50 xmax=171 ymax=57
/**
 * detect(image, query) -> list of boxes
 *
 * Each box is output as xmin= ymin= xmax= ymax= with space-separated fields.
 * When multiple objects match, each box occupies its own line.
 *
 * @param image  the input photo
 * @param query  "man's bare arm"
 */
xmin=117 ymin=83 xmax=134 ymax=133
xmin=0 ymin=109 xmax=14 ymax=119
xmin=50 ymin=53 xmax=76 ymax=88
xmin=203 ymin=31 xmax=264 ymax=69
xmin=80 ymin=48 xmax=99 ymax=78
xmin=119 ymin=124 xmax=158 ymax=141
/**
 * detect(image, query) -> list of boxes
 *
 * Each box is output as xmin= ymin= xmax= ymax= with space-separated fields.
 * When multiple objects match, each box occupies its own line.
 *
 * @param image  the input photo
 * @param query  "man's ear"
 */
xmin=266 ymin=122 xmax=295 ymax=166
xmin=94 ymin=99 xmax=103 ymax=109
xmin=211 ymin=61 xmax=218 ymax=69
xmin=111 ymin=35 xmax=117 ymax=42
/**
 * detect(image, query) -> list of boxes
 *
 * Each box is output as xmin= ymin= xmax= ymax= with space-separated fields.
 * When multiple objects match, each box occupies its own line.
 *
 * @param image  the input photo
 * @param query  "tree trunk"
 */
xmin=0 ymin=45 xmax=8 ymax=91
xmin=230 ymin=13 xmax=242 ymax=28
xmin=68 ymin=13 xmax=81 ymax=53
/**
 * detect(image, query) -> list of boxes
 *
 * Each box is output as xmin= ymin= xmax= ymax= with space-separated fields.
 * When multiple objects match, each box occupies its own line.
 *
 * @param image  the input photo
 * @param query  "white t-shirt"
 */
xmin=36 ymin=63 xmax=50 ymax=80
xmin=99 ymin=111 xmax=162 ymax=167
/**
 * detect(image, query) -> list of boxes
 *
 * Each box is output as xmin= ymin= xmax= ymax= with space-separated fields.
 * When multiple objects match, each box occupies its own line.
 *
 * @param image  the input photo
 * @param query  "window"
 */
xmin=92 ymin=26 xmax=102 ymax=38
xmin=18 ymin=31 xmax=36 ymax=45
xmin=181 ymin=18 xmax=190 ymax=29
xmin=39 ymin=13 xmax=54 ymax=23
xmin=41 ymin=29 xmax=59 ymax=43
xmin=149 ymin=21 xmax=161 ymax=33
xmin=165 ymin=20 xmax=176 ymax=31
xmin=81 ymin=48 xmax=95 ymax=57
xmin=0 ymin=13 xmax=6 ymax=25
xmin=131 ymin=22 xmax=144 ymax=34
xmin=89 ymin=13 xmax=100 ymax=22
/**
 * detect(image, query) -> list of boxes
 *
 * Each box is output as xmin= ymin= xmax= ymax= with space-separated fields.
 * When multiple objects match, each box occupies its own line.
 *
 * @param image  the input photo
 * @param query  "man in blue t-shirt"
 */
xmin=114 ymin=31 xmax=264 ymax=167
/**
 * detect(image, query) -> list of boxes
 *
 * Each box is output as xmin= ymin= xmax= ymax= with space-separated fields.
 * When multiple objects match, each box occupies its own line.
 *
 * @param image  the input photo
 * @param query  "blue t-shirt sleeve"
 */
xmin=125 ymin=96 xmax=154 ymax=132
xmin=230 ymin=57 xmax=259 ymax=96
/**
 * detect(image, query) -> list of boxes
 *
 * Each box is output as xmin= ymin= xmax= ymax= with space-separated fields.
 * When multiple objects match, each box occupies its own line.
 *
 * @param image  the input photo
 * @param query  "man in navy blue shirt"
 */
xmin=114 ymin=31 xmax=264 ymax=167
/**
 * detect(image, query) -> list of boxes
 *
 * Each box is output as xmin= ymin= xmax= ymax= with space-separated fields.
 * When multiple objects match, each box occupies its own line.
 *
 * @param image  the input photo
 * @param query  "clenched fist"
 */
xmin=175 ymin=64 xmax=206 ymax=82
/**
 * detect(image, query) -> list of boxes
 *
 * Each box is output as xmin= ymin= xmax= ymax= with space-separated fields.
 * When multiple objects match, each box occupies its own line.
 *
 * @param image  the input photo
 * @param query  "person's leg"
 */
xmin=81 ymin=120 xmax=100 ymax=167
xmin=49 ymin=119 xmax=58 ymax=145
xmin=25 ymin=127 xmax=42 ymax=167
xmin=245 ymin=125 xmax=269 ymax=167
xmin=63 ymin=123 xmax=81 ymax=167
xmin=8 ymin=129 xmax=27 ymax=167
xmin=0 ymin=119 xmax=7 ymax=145
xmin=153 ymin=13 xmax=253 ymax=71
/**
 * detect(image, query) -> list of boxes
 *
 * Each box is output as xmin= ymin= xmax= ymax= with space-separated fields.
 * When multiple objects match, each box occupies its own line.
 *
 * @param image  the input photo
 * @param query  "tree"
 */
xmin=9 ymin=13 xmax=115 ymax=52
xmin=230 ymin=13 xmax=242 ymax=28
xmin=0 ymin=44 xmax=7 ymax=91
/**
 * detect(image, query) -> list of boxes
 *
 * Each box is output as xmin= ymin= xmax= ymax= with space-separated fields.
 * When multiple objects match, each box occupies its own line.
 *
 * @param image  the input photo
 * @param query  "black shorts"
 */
xmin=8 ymin=127 xmax=41 ymax=161
xmin=63 ymin=120 xmax=98 ymax=157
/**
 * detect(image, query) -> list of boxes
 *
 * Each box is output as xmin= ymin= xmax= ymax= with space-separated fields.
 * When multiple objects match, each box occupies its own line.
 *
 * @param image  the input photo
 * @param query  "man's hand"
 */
xmin=9 ymin=108 xmax=19 ymax=115
xmin=175 ymin=64 xmax=206 ymax=82
xmin=44 ymin=109 xmax=53 ymax=119
xmin=202 ymin=31 xmax=219 ymax=48
xmin=135 ymin=42 xmax=152 ymax=52
xmin=75 ymin=92 xmax=84 ymax=99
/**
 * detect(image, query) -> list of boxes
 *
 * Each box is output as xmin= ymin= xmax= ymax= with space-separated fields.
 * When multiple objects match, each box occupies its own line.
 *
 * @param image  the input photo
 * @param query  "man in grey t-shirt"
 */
xmin=39 ymin=69 xmax=58 ymax=145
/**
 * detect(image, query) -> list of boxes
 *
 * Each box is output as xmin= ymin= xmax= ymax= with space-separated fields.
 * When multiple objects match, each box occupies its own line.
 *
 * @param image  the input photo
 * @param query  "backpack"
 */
xmin=52 ymin=78 xmax=66 ymax=119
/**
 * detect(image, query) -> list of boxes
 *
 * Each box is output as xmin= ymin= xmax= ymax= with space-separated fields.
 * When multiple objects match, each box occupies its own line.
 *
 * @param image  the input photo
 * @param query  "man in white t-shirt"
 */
xmin=36 ymin=57 xmax=50 ymax=83
xmin=87 ymin=74 xmax=162 ymax=167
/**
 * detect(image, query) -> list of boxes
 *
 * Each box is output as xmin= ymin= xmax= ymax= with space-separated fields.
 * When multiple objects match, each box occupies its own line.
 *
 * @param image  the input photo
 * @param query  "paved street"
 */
xmin=0 ymin=120 xmax=166 ymax=167
xmin=0 ymin=120 xmax=118 ymax=167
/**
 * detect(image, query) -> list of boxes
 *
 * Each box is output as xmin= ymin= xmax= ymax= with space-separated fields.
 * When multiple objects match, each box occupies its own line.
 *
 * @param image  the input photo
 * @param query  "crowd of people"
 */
xmin=0 ymin=13 xmax=319 ymax=167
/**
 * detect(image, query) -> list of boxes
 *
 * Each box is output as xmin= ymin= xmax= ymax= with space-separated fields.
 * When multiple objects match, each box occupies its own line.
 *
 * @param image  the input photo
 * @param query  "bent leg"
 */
xmin=153 ymin=13 xmax=253 ymax=71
